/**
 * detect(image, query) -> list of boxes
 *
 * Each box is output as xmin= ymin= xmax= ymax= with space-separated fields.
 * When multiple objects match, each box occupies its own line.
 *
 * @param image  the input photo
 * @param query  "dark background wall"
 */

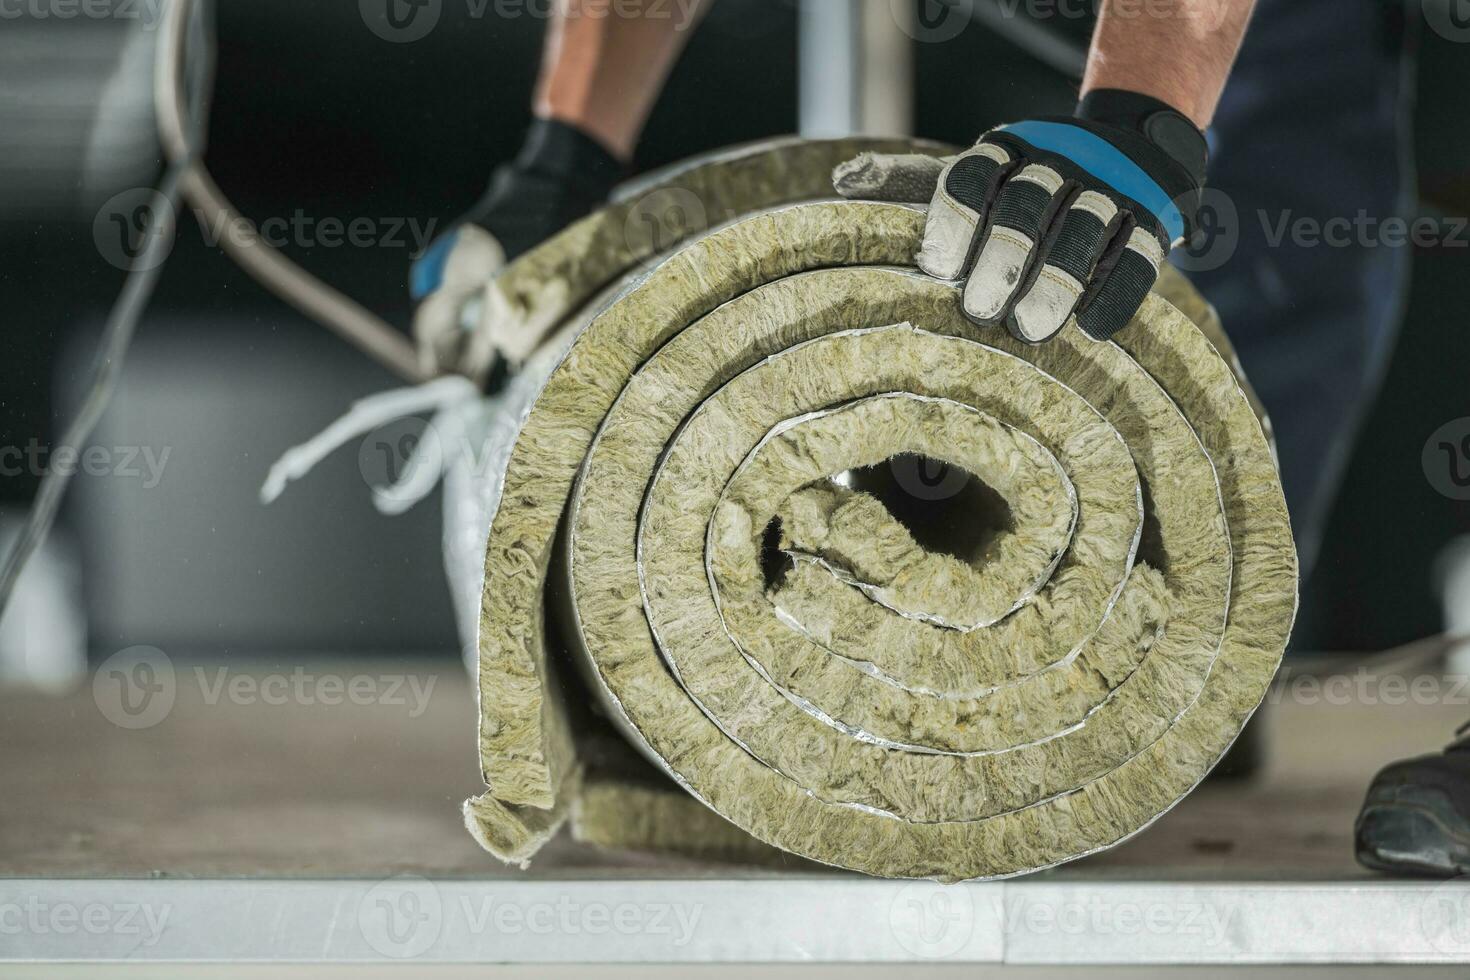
xmin=0 ymin=0 xmax=1465 ymax=653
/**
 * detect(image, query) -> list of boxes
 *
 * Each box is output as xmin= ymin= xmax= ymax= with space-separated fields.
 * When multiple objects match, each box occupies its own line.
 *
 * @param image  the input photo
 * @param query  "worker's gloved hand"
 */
xmin=410 ymin=119 xmax=623 ymax=384
xmin=834 ymin=89 xmax=1207 ymax=344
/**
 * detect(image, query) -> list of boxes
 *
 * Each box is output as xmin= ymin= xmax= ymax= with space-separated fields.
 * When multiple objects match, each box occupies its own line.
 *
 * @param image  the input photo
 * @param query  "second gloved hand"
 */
xmin=410 ymin=119 xmax=624 ymax=385
xmin=835 ymin=89 xmax=1208 ymax=345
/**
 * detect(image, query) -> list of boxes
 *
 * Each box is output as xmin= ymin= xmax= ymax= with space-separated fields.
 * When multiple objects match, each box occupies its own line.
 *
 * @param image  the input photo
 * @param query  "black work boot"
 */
xmin=1356 ymin=721 xmax=1470 ymax=876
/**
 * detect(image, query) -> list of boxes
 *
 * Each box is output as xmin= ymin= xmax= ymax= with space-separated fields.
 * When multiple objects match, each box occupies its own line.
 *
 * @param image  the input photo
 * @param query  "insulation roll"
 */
xmin=463 ymin=139 xmax=1298 ymax=880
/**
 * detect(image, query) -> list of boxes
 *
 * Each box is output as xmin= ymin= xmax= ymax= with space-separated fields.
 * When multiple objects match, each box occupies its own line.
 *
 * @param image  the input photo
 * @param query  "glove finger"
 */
xmin=917 ymin=143 xmax=1015 ymax=280
xmin=411 ymin=224 xmax=505 ymax=298
xmin=459 ymin=282 xmax=514 ymax=389
xmin=410 ymin=224 xmax=505 ymax=376
xmin=1009 ymin=190 xmax=1121 ymax=344
xmin=961 ymin=163 xmax=1072 ymax=324
xmin=832 ymin=152 xmax=951 ymax=203
xmin=1076 ymin=225 xmax=1165 ymax=342
xmin=412 ymin=289 xmax=475 ymax=377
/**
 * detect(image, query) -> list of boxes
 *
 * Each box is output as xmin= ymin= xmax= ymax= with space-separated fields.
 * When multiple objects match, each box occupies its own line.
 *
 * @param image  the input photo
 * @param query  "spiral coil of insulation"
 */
xmin=463 ymin=138 xmax=1297 ymax=880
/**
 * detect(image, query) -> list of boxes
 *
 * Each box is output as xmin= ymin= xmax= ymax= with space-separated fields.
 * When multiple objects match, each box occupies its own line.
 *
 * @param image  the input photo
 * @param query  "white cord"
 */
xmin=0 ymin=167 xmax=186 ymax=616
xmin=0 ymin=0 xmax=211 ymax=617
xmin=156 ymin=0 xmax=430 ymax=385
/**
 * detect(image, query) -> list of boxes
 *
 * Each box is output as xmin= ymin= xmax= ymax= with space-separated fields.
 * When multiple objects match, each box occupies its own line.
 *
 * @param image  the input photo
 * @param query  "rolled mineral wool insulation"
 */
xmin=462 ymin=138 xmax=1298 ymax=881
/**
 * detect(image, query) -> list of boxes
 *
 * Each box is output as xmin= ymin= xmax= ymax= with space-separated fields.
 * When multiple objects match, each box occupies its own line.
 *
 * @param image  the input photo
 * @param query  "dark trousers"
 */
xmin=1181 ymin=0 xmax=1417 ymax=577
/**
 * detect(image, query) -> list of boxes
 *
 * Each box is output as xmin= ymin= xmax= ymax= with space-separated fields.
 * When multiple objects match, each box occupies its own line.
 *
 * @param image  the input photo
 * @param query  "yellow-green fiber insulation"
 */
xmin=462 ymin=137 xmax=1298 ymax=881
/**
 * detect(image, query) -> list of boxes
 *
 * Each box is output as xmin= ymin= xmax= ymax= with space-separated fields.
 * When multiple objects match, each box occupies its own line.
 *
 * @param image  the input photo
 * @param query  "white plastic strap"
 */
xmin=259 ymin=374 xmax=481 ymax=513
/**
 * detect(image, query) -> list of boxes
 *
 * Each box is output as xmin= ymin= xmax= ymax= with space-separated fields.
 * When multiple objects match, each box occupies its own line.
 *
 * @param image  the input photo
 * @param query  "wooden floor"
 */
xmin=2 ymin=655 xmax=1463 ymax=881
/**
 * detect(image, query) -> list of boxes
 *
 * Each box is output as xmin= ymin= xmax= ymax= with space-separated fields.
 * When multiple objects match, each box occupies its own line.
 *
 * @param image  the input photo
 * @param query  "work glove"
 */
xmin=834 ymin=89 xmax=1208 ymax=344
xmin=410 ymin=119 xmax=623 ymax=385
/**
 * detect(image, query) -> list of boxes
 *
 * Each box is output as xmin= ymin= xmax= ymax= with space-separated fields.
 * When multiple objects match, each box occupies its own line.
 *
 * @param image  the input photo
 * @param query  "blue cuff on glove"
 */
xmin=995 ymin=120 xmax=1187 ymax=244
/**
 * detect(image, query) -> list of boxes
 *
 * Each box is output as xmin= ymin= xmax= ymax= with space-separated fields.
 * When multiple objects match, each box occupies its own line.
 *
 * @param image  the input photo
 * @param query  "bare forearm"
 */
xmin=535 ymin=0 xmax=711 ymax=161
xmin=1081 ymin=0 xmax=1256 ymax=129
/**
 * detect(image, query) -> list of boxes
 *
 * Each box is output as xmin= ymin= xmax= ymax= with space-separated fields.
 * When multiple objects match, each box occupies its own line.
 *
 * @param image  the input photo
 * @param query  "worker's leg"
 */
xmin=1183 ymin=0 xmax=1414 ymax=780
xmin=535 ymin=0 xmax=713 ymax=163
xmin=1179 ymin=0 xmax=1416 ymax=580
xmin=1200 ymin=0 xmax=1468 ymax=875
xmin=412 ymin=0 xmax=711 ymax=379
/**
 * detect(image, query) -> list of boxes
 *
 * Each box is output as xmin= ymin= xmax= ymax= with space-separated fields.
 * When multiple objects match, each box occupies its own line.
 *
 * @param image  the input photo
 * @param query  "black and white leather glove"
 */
xmin=835 ymin=89 xmax=1208 ymax=344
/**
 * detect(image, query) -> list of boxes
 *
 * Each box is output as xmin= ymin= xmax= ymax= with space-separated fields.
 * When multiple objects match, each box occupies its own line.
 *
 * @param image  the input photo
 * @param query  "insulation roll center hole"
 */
xmin=836 ymin=455 xmax=1016 ymax=566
